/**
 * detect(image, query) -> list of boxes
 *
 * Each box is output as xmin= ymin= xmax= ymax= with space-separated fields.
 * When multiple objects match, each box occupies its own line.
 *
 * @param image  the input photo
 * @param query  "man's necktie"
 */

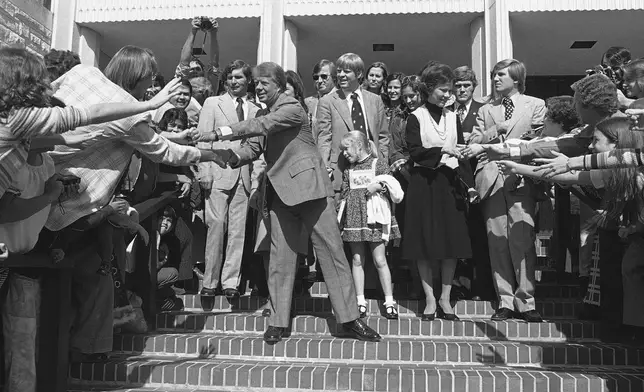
xmin=456 ymin=105 xmax=466 ymax=123
xmin=502 ymin=97 xmax=514 ymax=121
xmin=350 ymin=93 xmax=367 ymax=134
xmin=236 ymin=97 xmax=244 ymax=122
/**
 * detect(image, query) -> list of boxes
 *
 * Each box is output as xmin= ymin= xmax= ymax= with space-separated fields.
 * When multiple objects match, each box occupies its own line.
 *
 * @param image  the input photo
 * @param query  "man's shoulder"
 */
xmin=521 ymin=94 xmax=546 ymax=106
xmin=470 ymin=100 xmax=484 ymax=111
xmin=304 ymin=96 xmax=318 ymax=104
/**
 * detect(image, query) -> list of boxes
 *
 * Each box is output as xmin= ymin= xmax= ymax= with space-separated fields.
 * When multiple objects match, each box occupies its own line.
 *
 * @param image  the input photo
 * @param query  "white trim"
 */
xmin=509 ymin=0 xmax=644 ymax=12
xmin=75 ymin=0 xmax=263 ymax=23
xmin=284 ymin=0 xmax=484 ymax=15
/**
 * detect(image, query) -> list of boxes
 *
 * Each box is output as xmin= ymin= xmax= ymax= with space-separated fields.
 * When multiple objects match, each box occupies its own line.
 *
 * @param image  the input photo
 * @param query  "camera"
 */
xmin=59 ymin=174 xmax=81 ymax=186
xmin=197 ymin=16 xmax=217 ymax=32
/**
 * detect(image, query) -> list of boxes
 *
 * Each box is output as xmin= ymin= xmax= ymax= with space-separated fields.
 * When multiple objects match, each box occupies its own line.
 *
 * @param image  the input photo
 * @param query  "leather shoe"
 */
xmin=200 ymin=287 xmax=216 ymax=296
xmin=223 ymin=288 xmax=240 ymax=299
xmin=263 ymin=326 xmax=284 ymax=344
xmin=343 ymin=319 xmax=382 ymax=342
xmin=520 ymin=310 xmax=543 ymax=323
xmin=491 ymin=307 xmax=514 ymax=321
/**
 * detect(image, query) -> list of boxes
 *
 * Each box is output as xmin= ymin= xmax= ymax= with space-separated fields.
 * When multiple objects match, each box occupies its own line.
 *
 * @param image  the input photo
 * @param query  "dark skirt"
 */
xmin=402 ymin=166 xmax=472 ymax=261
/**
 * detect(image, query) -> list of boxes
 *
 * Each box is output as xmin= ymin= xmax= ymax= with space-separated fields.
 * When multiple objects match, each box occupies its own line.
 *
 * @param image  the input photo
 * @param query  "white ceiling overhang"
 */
xmin=509 ymin=0 xmax=644 ymax=12
xmin=284 ymin=0 xmax=484 ymax=16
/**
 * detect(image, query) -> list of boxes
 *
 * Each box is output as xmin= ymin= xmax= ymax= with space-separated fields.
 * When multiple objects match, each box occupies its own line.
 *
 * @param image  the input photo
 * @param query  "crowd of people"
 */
xmin=1 ymin=15 xmax=644 ymax=391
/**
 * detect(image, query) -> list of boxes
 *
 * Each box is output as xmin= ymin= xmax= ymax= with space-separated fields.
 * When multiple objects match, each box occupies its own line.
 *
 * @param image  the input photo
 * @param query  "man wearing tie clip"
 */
xmin=466 ymin=59 xmax=546 ymax=322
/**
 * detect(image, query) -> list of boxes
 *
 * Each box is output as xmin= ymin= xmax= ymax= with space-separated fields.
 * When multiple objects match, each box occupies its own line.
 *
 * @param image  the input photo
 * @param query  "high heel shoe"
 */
xmin=421 ymin=312 xmax=435 ymax=321
xmin=437 ymin=306 xmax=460 ymax=321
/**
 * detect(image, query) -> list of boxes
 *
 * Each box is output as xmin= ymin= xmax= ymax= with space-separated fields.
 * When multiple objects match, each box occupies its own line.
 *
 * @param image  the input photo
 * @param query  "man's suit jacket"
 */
xmin=460 ymin=100 xmax=484 ymax=137
xmin=469 ymin=94 xmax=546 ymax=200
xmin=222 ymin=93 xmax=333 ymax=207
xmin=196 ymin=94 xmax=260 ymax=191
xmin=315 ymin=88 xmax=390 ymax=191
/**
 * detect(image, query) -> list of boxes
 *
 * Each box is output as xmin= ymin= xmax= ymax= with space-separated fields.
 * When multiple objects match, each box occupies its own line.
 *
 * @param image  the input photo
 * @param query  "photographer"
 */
xmin=587 ymin=46 xmax=633 ymax=110
xmin=177 ymin=16 xmax=220 ymax=97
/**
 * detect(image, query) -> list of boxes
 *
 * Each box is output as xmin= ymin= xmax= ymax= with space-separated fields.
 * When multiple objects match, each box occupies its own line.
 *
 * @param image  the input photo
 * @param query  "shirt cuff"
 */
xmin=509 ymin=146 xmax=521 ymax=158
xmin=219 ymin=126 xmax=232 ymax=141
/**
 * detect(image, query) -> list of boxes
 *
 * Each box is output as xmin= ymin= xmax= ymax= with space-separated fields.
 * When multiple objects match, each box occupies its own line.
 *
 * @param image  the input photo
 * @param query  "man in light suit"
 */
xmin=468 ymin=59 xmax=546 ymax=322
xmin=192 ymin=62 xmax=381 ymax=344
xmin=316 ymin=53 xmax=389 ymax=202
xmin=196 ymin=60 xmax=261 ymax=299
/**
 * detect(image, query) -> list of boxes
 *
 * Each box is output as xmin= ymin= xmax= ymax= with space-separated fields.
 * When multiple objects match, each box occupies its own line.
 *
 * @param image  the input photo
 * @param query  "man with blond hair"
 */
xmin=316 ymin=53 xmax=389 ymax=203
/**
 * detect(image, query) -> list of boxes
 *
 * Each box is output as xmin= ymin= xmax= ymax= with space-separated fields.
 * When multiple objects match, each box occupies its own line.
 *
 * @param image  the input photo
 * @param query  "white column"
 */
xmin=77 ymin=27 xmax=101 ymax=67
xmin=50 ymin=0 xmax=79 ymax=51
xmin=469 ymin=16 xmax=486 ymax=99
xmin=257 ymin=0 xmax=285 ymax=65
xmin=484 ymin=0 xmax=513 ymax=77
xmin=282 ymin=20 xmax=298 ymax=72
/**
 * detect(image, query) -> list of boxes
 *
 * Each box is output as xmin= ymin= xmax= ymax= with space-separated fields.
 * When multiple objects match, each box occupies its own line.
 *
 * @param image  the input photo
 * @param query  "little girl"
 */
xmin=337 ymin=131 xmax=403 ymax=319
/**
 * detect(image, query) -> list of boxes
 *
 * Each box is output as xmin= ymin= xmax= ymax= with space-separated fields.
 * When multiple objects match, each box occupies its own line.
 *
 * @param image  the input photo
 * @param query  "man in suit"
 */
xmin=316 ymin=53 xmax=389 ymax=202
xmin=304 ymin=59 xmax=336 ymax=139
xmin=468 ymin=59 xmax=546 ymax=322
xmin=196 ymin=60 xmax=260 ymax=299
xmin=191 ymin=62 xmax=381 ymax=344
xmin=452 ymin=66 xmax=495 ymax=302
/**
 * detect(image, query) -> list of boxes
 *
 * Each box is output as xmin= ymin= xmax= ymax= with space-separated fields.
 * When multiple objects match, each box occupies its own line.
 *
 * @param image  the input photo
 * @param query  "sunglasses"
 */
xmin=313 ymin=74 xmax=330 ymax=81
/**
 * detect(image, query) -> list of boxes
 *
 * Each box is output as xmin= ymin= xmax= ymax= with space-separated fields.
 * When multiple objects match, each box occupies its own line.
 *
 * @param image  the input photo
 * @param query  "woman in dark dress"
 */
xmin=403 ymin=63 xmax=472 ymax=320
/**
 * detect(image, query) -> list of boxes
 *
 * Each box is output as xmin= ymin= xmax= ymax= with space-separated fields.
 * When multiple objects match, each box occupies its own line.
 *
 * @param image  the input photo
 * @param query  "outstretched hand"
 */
xmin=496 ymin=160 xmax=518 ymax=175
xmin=532 ymin=151 xmax=572 ymax=178
xmin=147 ymin=78 xmax=182 ymax=110
xmin=211 ymin=149 xmax=231 ymax=169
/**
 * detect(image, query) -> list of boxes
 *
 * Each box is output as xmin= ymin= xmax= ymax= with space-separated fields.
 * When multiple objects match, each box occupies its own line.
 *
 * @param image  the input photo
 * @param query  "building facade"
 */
xmin=1 ymin=0 xmax=53 ymax=55
xmin=50 ymin=0 xmax=644 ymax=98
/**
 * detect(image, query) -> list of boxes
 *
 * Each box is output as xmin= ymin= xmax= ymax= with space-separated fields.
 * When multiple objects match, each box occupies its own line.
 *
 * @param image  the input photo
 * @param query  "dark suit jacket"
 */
xmin=315 ymin=88 xmax=390 ymax=191
xmin=459 ymin=100 xmax=484 ymax=137
xmin=220 ymin=93 xmax=334 ymax=207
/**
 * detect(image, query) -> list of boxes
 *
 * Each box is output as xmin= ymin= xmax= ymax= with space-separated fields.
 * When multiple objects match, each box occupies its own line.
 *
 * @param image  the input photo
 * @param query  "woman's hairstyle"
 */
xmin=44 ymin=49 xmax=81 ymax=81
xmin=544 ymin=96 xmax=580 ymax=133
xmin=0 ymin=46 xmax=52 ymax=117
xmin=418 ymin=60 xmax=439 ymax=77
xmin=418 ymin=63 xmax=454 ymax=103
xmin=383 ymin=72 xmax=405 ymax=108
xmin=363 ymin=61 xmax=389 ymax=93
xmin=623 ymin=59 xmax=644 ymax=99
xmin=254 ymin=62 xmax=287 ymax=92
xmin=601 ymin=46 xmax=632 ymax=68
xmin=571 ymin=73 xmax=618 ymax=118
xmin=341 ymin=131 xmax=374 ymax=156
xmin=596 ymin=117 xmax=644 ymax=220
xmin=312 ymin=59 xmax=337 ymax=83
xmin=336 ymin=53 xmax=366 ymax=83
xmin=285 ymin=70 xmax=308 ymax=113
xmin=453 ymin=65 xmax=478 ymax=88
xmin=490 ymin=59 xmax=526 ymax=100
xmin=158 ymin=108 xmax=189 ymax=133
xmin=104 ymin=45 xmax=158 ymax=93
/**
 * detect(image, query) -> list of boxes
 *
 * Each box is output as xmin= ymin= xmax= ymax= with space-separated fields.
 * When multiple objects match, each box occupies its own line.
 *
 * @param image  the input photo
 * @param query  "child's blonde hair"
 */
xmin=341 ymin=131 xmax=375 ymax=157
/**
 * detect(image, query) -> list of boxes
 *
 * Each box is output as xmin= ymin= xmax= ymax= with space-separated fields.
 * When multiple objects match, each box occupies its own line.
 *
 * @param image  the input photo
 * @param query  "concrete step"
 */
xmin=112 ymin=332 xmax=644 ymax=367
xmin=178 ymin=295 xmax=581 ymax=320
xmin=69 ymin=357 xmax=644 ymax=391
xmin=246 ymin=280 xmax=582 ymax=299
xmin=156 ymin=312 xmax=600 ymax=342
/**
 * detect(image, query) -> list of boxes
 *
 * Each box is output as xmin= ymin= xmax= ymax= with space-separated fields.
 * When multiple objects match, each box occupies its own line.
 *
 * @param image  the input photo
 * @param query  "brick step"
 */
xmin=178 ymin=295 xmax=581 ymax=319
xmin=112 ymin=332 xmax=644 ymax=367
xmin=157 ymin=313 xmax=600 ymax=342
xmin=69 ymin=357 xmax=644 ymax=391
xmin=272 ymin=280 xmax=581 ymax=298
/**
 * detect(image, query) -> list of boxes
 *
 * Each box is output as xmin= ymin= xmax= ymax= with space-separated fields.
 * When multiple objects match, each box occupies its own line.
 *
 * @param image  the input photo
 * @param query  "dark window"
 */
xmin=43 ymin=0 xmax=52 ymax=10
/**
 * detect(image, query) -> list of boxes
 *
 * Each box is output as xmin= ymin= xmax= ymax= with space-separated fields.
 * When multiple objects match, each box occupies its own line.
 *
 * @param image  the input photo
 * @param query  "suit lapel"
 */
xmin=490 ymin=100 xmax=505 ymax=125
xmin=218 ymin=94 xmax=238 ymax=124
xmin=330 ymin=90 xmax=353 ymax=131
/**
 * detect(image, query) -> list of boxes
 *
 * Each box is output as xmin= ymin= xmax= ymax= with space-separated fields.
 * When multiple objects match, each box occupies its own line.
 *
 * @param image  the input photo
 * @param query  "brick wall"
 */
xmin=0 ymin=0 xmax=53 ymax=55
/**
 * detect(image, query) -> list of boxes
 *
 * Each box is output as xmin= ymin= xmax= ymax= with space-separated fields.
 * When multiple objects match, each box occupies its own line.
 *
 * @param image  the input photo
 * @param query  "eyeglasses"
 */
xmin=313 ymin=74 xmax=330 ymax=81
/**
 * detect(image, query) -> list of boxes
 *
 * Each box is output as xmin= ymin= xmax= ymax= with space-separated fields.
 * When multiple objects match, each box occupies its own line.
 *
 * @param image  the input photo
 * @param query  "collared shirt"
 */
xmin=504 ymin=91 xmax=520 ymax=107
xmin=228 ymin=93 xmax=249 ymax=121
xmin=344 ymin=88 xmax=370 ymax=134
xmin=45 ymin=65 xmax=201 ymax=231
xmin=455 ymin=100 xmax=472 ymax=116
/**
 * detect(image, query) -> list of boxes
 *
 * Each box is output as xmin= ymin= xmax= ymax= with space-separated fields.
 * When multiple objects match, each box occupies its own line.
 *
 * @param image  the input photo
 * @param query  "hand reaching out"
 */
xmin=61 ymin=129 xmax=105 ymax=148
xmin=495 ymin=160 xmax=518 ymax=175
xmin=147 ymin=78 xmax=182 ymax=110
xmin=532 ymin=151 xmax=572 ymax=178
xmin=458 ymin=144 xmax=484 ymax=159
xmin=179 ymin=182 xmax=191 ymax=199
xmin=44 ymin=174 xmax=65 ymax=203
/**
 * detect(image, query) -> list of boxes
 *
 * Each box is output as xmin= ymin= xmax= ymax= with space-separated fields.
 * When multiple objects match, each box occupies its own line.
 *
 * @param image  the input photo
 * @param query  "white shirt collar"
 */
xmin=228 ymin=93 xmax=248 ymax=104
xmin=456 ymin=99 xmax=472 ymax=113
xmin=503 ymin=91 xmax=520 ymax=106
xmin=344 ymin=87 xmax=364 ymax=103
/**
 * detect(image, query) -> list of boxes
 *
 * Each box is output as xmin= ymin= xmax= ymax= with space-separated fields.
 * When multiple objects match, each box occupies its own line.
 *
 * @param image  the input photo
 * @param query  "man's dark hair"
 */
xmin=44 ymin=49 xmax=81 ymax=81
xmin=571 ymin=73 xmax=618 ymax=118
xmin=545 ymin=95 xmax=581 ymax=132
xmin=222 ymin=60 xmax=252 ymax=84
xmin=312 ymin=59 xmax=336 ymax=81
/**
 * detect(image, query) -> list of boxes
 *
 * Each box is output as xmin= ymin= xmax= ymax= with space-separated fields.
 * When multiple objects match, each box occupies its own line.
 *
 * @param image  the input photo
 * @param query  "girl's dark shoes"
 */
xmin=421 ymin=312 xmax=435 ymax=321
xmin=358 ymin=304 xmax=368 ymax=318
xmin=437 ymin=306 xmax=460 ymax=321
xmin=384 ymin=303 xmax=398 ymax=320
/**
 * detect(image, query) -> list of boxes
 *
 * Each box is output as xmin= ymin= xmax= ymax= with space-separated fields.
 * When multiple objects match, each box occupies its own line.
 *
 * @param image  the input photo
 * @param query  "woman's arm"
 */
xmin=496 ymin=160 xmax=594 ymax=186
xmin=0 ymin=175 xmax=63 ymax=223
